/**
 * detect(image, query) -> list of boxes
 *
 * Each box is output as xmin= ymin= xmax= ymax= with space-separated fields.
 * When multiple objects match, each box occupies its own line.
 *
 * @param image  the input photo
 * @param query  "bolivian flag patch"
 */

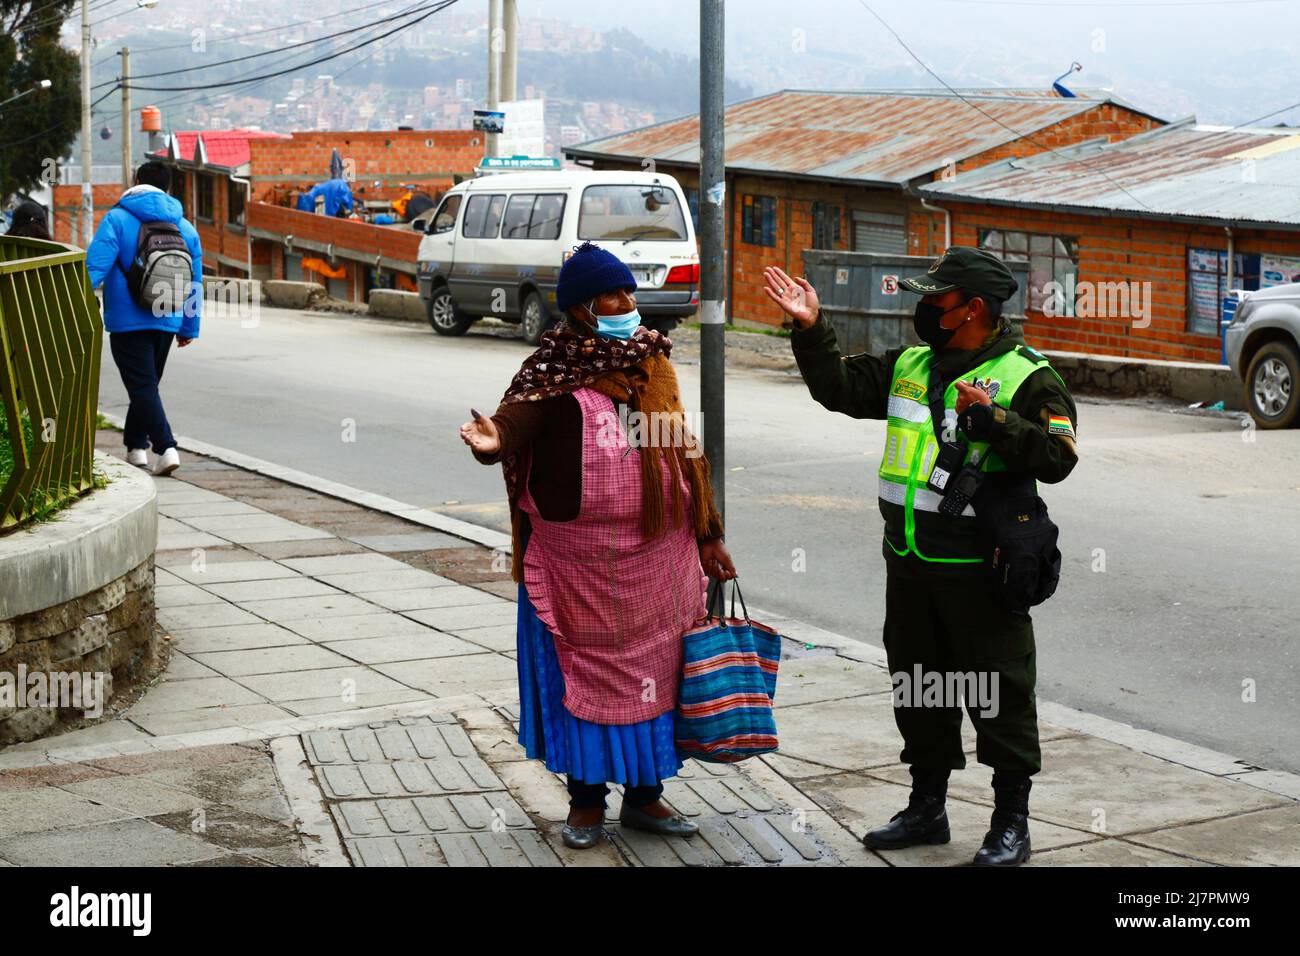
xmin=1047 ymin=414 xmax=1075 ymax=438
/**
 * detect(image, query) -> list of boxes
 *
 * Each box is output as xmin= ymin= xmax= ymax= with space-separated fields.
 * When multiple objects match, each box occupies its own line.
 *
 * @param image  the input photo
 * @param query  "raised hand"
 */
xmin=762 ymin=265 xmax=820 ymax=329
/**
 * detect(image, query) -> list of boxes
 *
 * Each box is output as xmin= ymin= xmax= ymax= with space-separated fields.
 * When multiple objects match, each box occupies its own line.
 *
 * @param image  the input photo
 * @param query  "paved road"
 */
xmin=99 ymin=303 xmax=1300 ymax=773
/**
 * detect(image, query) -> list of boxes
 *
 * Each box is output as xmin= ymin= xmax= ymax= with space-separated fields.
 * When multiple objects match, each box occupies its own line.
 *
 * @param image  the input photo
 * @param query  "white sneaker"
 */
xmin=126 ymin=448 xmax=149 ymax=467
xmin=153 ymin=447 xmax=180 ymax=477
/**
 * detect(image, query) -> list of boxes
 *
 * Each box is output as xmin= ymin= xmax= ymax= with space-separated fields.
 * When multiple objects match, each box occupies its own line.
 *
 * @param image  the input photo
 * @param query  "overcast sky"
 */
xmin=524 ymin=0 xmax=1300 ymax=126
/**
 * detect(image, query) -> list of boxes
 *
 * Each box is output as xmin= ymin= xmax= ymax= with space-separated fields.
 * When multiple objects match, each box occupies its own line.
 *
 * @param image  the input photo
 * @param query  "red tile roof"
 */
xmin=153 ymin=129 xmax=287 ymax=169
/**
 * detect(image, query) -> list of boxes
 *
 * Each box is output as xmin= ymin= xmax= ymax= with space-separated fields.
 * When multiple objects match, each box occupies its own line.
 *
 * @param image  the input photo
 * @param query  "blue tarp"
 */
xmin=300 ymin=179 xmax=354 ymax=217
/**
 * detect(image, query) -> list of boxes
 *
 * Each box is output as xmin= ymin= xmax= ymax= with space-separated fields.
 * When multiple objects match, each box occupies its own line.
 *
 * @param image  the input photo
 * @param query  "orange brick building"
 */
xmin=566 ymin=88 xmax=1163 ymax=331
xmin=143 ymin=127 xmax=482 ymax=299
xmin=922 ymin=120 xmax=1300 ymax=363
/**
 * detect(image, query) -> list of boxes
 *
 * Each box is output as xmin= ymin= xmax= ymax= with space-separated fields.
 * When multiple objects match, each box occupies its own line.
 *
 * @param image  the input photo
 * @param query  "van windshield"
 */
xmin=578 ymin=184 xmax=688 ymax=242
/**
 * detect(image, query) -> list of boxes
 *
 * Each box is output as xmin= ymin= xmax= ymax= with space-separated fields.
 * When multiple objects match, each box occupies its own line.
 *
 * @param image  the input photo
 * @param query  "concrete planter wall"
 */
xmin=0 ymin=454 xmax=158 ymax=745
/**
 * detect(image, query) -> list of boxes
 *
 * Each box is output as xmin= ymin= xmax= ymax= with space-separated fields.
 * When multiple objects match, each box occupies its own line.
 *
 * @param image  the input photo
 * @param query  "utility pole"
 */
xmin=699 ymin=0 xmax=726 ymax=520
xmin=80 ymin=0 xmax=93 ymax=245
xmin=485 ymin=0 xmax=499 ymax=159
xmin=120 ymin=48 xmax=131 ymax=189
xmin=501 ymin=0 xmax=517 ymax=104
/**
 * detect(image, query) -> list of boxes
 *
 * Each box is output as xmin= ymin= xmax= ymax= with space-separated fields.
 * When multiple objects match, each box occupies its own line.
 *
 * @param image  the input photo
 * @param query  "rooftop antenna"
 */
xmin=1052 ymin=62 xmax=1082 ymax=98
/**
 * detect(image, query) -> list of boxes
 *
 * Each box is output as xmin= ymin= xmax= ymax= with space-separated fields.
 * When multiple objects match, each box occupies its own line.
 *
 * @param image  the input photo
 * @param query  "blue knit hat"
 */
xmin=556 ymin=241 xmax=636 ymax=313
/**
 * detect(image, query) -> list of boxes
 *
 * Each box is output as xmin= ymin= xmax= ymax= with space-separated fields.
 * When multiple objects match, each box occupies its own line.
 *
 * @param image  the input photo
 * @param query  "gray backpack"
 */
xmin=116 ymin=207 xmax=193 ymax=315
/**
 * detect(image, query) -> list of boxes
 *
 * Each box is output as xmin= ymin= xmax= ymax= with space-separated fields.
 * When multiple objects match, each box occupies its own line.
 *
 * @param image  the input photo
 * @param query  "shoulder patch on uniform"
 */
xmin=1046 ymin=413 xmax=1075 ymax=439
xmin=1018 ymin=344 xmax=1048 ymax=363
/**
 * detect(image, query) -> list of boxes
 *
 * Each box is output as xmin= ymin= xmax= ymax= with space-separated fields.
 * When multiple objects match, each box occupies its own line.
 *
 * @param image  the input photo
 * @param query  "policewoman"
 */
xmin=763 ymin=248 xmax=1078 ymax=866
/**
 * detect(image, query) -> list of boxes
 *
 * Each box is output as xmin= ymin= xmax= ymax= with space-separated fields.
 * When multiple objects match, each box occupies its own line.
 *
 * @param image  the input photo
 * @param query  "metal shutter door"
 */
xmin=853 ymin=211 xmax=906 ymax=254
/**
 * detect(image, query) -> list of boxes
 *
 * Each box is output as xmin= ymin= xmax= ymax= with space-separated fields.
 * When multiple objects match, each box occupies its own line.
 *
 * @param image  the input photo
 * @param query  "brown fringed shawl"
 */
xmin=498 ymin=322 xmax=720 ymax=582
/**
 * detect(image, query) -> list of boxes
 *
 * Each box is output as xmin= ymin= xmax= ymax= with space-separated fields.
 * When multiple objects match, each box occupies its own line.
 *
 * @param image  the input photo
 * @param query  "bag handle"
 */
xmin=705 ymin=577 xmax=726 ymax=620
xmin=727 ymin=578 xmax=751 ymax=625
xmin=704 ymin=578 xmax=750 ymax=624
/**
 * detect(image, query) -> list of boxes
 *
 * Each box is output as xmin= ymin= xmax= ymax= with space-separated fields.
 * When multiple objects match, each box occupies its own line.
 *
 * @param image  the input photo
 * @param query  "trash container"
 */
xmin=801 ymin=249 xmax=1030 ymax=355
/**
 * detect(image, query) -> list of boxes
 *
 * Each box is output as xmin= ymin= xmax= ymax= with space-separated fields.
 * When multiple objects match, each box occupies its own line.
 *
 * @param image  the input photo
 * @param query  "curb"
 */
xmin=95 ymin=416 xmax=1300 ymax=804
xmin=99 ymin=412 xmax=511 ymax=552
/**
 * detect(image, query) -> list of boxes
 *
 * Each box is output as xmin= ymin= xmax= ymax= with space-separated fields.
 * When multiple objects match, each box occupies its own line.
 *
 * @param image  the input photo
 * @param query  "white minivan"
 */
xmin=414 ymin=169 xmax=700 ymax=343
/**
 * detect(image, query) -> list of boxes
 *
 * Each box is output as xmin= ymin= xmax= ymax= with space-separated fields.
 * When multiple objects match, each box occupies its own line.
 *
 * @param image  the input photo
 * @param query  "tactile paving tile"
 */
xmin=346 ymin=830 xmax=561 ymax=867
xmin=611 ymin=811 xmax=834 ymax=867
xmin=331 ymin=792 xmax=533 ymax=838
xmin=315 ymin=755 xmax=504 ymax=799
xmin=303 ymin=718 xmax=475 ymax=766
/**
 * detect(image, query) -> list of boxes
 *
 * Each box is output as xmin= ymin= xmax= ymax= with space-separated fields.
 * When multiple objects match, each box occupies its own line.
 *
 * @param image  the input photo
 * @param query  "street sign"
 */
xmin=478 ymin=156 xmax=561 ymax=171
xmin=881 ymin=274 xmax=899 ymax=295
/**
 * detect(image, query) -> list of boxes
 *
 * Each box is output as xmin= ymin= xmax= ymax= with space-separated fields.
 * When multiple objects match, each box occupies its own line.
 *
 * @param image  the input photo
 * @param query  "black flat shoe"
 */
xmin=971 ymin=810 xmax=1031 ymax=866
xmin=862 ymin=795 xmax=951 ymax=850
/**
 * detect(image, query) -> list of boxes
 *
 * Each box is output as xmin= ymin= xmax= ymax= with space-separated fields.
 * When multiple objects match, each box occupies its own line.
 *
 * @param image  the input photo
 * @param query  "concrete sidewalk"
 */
xmin=1 ymin=434 xmax=1296 ymax=868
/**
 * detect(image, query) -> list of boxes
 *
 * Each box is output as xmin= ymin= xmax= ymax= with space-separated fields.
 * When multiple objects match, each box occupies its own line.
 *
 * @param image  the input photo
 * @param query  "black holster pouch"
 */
xmin=970 ymin=473 xmax=1062 ymax=614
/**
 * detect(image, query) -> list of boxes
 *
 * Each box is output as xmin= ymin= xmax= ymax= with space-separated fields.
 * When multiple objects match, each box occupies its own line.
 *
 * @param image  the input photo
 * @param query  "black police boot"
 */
xmin=972 ymin=773 xmax=1032 ymax=866
xmin=862 ymin=766 xmax=951 ymax=851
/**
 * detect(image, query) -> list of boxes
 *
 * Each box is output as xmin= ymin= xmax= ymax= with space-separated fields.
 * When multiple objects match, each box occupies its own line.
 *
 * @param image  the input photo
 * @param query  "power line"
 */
xmin=852 ymin=0 xmax=1154 ymax=211
xmin=112 ymin=0 xmax=420 ymax=55
xmin=0 ymin=85 xmax=118 ymax=151
xmin=131 ymin=0 xmax=448 ymax=127
xmin=124 ymin=0 xmax=458 ymax=93
xmin=92 ymin=0 xmax=436 ymax=88
xmin=13 ymin=0 xmax=121 ymax=34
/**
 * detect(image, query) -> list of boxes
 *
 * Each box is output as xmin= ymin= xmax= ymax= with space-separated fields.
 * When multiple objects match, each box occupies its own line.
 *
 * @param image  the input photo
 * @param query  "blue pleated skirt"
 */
xmin=515 ymin=583 xmax=683 ymax=787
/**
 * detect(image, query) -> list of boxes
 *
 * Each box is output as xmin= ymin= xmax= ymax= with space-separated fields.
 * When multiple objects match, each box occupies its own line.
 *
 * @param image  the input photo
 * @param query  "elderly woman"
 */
xmin=460 ymin=241 xmax=736 ymax=850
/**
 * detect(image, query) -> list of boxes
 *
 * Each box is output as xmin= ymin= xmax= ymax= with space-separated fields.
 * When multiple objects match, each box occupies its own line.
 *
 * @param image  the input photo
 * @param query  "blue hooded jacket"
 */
xmin=85 ymin=185 xmax=203 ymax=338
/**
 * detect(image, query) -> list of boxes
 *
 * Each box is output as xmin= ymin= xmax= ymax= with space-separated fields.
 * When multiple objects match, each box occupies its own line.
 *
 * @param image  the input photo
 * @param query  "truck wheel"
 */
xmin=427 ymin=286 xmax=472 ymax=336
xmin=1245 ymin=341 xmax=1300 ymax=429
xmin=520 ymin=291 xmax=550 ymax=346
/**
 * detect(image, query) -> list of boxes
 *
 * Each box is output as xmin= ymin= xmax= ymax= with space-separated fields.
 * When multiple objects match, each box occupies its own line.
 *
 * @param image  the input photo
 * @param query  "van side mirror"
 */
xmin=411 ymin=218 xmax=428 ymax=232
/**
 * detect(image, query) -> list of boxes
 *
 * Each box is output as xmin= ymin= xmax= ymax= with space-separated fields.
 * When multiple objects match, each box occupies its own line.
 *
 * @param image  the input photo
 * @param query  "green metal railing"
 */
xmin=0 ymin=235 xmax=103 ymax=530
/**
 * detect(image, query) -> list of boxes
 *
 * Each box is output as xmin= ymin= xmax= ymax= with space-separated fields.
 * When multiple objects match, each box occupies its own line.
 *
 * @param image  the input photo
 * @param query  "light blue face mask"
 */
xmin=586 ymin=304 xmax=641 ymax=340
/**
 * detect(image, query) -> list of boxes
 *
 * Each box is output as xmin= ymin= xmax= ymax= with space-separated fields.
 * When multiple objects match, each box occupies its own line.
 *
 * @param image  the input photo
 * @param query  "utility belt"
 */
xmin=925 ymin=379 xmax=1061 ymax=613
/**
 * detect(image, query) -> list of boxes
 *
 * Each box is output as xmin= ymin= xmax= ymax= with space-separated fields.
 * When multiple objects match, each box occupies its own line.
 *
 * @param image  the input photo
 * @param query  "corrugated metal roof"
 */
xmin=566 ymin=89 xmax=1148 ymax=187
xmin=920 ymin=119 xmax=1300 ymax=228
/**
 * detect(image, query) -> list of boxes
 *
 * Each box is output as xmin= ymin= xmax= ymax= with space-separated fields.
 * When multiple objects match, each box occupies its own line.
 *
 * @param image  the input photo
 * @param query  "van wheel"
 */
xmin=1245 ymin=341 xmax=1300 ymax=428
xmin=427 ymin=286 xmax=472 ymax=336
xmin=520 ymin=291 xmax=550 ymax=346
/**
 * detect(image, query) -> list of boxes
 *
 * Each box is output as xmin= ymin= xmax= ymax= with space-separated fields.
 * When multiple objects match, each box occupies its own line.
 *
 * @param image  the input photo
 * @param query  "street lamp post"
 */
xmin=0 ymin=78 xmax=52 ymax=111
xmin=80 ymin=0 xmax=161 ymax=245
xmin=80 ymin=0 xmax=92 ymax=246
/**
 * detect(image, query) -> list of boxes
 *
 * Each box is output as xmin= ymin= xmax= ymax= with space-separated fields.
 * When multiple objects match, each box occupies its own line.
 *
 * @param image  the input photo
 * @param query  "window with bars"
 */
xmin=978 ymin=228 xmax=1078 ymax=314
xmin=741 ymin=194 xmax=777 ymax=247
xmin=811 ymin=202 xmax=841 ymax=250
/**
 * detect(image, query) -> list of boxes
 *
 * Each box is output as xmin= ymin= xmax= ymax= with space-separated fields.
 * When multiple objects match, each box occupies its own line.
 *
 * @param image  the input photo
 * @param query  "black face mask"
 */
xmin=913 ymin=300 xmax=969 ymax=349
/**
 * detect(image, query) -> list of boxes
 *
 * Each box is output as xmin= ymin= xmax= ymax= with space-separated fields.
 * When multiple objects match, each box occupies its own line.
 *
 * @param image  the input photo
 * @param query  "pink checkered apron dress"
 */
xmin=519 ymin=386 xmax=708 ymax=724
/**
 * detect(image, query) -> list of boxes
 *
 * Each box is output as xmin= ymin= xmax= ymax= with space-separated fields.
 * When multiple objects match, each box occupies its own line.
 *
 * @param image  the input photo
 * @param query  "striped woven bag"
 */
xmin=675 ymin=580 xmax=781 ymax=762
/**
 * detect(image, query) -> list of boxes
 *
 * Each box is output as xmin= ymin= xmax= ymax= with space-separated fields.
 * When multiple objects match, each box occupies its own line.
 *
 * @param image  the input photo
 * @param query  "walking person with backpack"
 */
xmin=86 ymin=160 xmax=202 ymax=477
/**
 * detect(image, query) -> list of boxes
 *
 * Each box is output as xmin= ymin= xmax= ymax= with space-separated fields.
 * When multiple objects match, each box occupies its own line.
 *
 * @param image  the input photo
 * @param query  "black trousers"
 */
xmin=882 ymin=558 xmax=1041 ymax=775
xmin=109 ymin=330 xmax=177 ymax=454
xmin=566 ymin=775 xmax=663 ymax=810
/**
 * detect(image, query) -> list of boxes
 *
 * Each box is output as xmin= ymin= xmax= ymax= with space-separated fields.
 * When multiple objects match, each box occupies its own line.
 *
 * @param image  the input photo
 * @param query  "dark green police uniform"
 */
xmin=789 ymin=273 xmax=1078 ymax=777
